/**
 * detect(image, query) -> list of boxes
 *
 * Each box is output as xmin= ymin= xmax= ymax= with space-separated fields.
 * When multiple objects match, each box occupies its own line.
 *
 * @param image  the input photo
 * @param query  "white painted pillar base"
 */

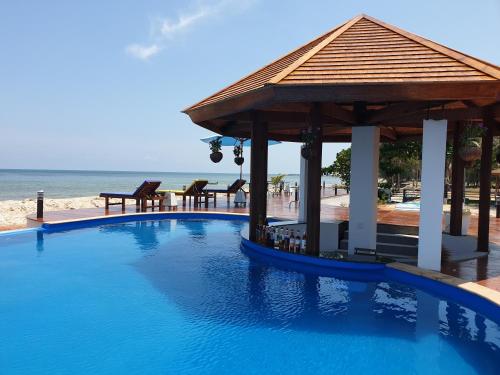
xmin=418 ymin=119 xmax=447 ymax=270
xmin=298 ymin=153 xmax=308 ymax=222
xmin=348 ymin=126 xmax=380 ymax=254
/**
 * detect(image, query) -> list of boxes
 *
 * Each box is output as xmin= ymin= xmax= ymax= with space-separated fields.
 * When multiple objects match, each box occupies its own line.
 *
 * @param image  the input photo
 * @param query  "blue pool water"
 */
xmin=0 ymin=219 xmax=499 ymax=374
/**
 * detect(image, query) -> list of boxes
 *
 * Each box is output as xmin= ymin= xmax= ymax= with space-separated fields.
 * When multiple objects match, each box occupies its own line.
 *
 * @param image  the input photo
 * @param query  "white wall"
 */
xmin=348 ymin=126 xmax=380 ymax=254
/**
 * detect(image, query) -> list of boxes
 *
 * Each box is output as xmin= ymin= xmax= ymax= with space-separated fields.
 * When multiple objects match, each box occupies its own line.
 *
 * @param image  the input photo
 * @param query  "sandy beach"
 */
xmin=0 ymin=196 xmax=105 ymax=228
xmin=0 ymin=192 xmax=494 ymax=230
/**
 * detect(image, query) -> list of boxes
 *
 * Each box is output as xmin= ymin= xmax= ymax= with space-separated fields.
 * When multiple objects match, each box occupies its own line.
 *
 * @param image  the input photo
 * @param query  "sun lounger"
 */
xmin=99 ymin=180 xmax=162 ymax=212
xmin=202 ymin=179 xmax=246 ymax=208
xmin=158 ymin=180 xmax=208 ymax=207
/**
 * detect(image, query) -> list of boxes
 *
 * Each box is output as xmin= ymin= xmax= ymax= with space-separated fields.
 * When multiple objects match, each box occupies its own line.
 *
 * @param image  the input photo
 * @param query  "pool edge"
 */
xmin=240 ymin=235 xmax=500 ymax=320
xmin=2 ymin=212 xmax=499 ymax=318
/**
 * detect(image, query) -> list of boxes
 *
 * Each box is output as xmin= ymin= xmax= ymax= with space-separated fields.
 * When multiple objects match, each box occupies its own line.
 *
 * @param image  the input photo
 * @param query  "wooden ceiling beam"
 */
xmin=256 ymin=102 xmax=311 ymax=112
xmin=223 ymin=110 xmax=308 ymax=124
xmin=383 ymin=104 xmax=499 ymax=124
xmin=221 ymin=109 xmax=351 ymax=127
xmin=368 ymin=101 xmax=448 ymax=123
xmin=203 ymin=102 xmax=499 ymax=139
xmin=321 ymin=103 xmax=356 ymax=124
xmin=461 ymin=100 xmax=479 ymax=108
xmin=221 ymin=118 xmax=350 ymax=134
xmin=380 ymin=127 xmax=398 ymax=141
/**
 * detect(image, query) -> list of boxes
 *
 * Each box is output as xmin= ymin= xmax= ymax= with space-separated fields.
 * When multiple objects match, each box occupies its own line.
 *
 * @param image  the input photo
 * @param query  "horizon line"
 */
xmin=0 ymin=167 xmax=302 ymax=175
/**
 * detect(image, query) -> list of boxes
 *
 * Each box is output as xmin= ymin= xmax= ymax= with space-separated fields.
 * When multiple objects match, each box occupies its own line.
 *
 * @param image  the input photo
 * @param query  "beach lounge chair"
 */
xmin=100 ymin=180 xmax=162 ymax=212
xmin=158 ymin=180 xmax=208 ymax=207
xmin=202 ymin=179 xmax=246 ymax=208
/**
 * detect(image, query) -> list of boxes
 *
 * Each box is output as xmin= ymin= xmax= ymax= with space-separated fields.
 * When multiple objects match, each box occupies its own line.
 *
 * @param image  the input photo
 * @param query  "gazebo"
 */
xmin=184 ymin=14 xmax=500 ymax=271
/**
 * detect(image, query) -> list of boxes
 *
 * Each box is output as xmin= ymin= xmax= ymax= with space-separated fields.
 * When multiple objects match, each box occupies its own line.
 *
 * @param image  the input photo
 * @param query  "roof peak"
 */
xmin=267 ymin=13 xmax=499 ymax=84
xmin=268 ymin=15 xmax=364 ymax=84
xmin=185 ymin=14 xmax=499 ymax=112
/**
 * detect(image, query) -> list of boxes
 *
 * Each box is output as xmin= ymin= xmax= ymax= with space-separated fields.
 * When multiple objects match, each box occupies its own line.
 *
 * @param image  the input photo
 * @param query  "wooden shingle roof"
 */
xmin=186 ymin=14 xmax=499 ymax=114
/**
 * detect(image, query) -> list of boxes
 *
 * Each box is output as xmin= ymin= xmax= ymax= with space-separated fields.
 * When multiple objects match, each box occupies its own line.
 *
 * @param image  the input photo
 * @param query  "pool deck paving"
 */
xmin=5 ymin=190 xmax=500 ymax=295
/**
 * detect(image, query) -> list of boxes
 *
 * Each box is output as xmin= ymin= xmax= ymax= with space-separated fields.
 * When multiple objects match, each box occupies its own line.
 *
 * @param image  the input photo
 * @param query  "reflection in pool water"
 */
xmin=0 ymin=219 xmax=498 ymax=374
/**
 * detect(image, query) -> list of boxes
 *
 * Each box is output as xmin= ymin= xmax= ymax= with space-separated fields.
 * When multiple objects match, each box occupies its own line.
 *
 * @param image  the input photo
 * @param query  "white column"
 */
xmin=298 ymin=153 xmax=308 ymax=222
xmin=348 ymin=126 xmax=380 ymax=254
xmin=418 ymin=119 xmax=447 ymax=270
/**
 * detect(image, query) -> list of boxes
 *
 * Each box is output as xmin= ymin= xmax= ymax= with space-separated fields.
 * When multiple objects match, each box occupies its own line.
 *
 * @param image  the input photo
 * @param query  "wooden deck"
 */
xmin=16 ymin=191 xmax=500 ymax=292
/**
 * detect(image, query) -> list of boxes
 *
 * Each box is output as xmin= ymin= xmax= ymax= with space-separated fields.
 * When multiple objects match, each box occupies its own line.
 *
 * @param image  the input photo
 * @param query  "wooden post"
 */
xmin=305 ymin=103 xmax=323 ymax=256
xmin=496 ymin=176 xmax=500 ymax=218
xmin=450 ymin=122 xmax=465 ymax=235
xmin=249 ymin=114 xmax=268 ymax=242
xmin=477 ymin=108 xmax=494 ymax=252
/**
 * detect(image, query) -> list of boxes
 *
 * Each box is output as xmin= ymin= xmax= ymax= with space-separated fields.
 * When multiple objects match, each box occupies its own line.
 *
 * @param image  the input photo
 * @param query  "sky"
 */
xmin=1 ymin=0 xmax=499 ymax=174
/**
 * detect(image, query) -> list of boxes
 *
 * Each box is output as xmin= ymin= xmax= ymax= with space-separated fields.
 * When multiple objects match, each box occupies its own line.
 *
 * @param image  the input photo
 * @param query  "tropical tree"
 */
xmin=322 ymin=148 xmax=351 ymax=188
xmin=378 ymin=141 xmax=421 ymax=189
xmin=322 ymin=141 xmax=425 ymax=190
xmin=270 ymin=174 xmax=287 ymax=194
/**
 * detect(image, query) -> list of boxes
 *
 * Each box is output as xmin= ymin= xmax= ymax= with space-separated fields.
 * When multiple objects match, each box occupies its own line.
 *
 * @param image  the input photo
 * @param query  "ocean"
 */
xmin=0 ymin=169 xmax=340 ymax=201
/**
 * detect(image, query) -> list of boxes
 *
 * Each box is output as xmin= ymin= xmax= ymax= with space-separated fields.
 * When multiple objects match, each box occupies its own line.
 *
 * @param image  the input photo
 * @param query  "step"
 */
xmin=344 ymin=231 xmax=418 ymax=246
xmin=339 ymin=239 xmax=418 ymax=257
xmin=376 ymin=223 xmax=419 ymax=235
xmin=343 ymin=223 xmax=419 ymax=235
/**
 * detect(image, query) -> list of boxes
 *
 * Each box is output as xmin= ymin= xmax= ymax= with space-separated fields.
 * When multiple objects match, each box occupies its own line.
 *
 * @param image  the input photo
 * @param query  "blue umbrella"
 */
xmin=200 ymin=136 xmax=280 ymax=147
xmin=201 ymin=136 xmax=281 ymax=179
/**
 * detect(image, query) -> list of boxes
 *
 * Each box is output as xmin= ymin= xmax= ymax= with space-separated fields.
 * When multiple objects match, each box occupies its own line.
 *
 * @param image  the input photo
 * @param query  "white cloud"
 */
xmin=125 ymin=43 xmax=161 ymax=60
xmin=126 ymin=0 xmax=256 ymax=60
xmin=160 ymin=7 xmax=211 ymax=37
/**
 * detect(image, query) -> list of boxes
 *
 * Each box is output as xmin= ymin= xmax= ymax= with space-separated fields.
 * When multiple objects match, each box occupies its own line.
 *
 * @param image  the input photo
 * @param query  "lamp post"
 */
xmin=36 ymin=190 xmax=44 ymax=219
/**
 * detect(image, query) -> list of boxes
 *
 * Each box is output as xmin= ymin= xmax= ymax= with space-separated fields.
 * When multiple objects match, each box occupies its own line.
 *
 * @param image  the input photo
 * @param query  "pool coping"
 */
xmin=2 ymin=211 xmax=499 ymax=312
xmin=386 ymin=262 xmax=500 ymax=308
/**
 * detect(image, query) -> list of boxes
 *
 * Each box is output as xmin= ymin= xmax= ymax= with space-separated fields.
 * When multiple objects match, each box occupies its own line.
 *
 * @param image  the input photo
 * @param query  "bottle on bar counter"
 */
xmin=301 ymin=232 xmax=307 ymax=253
xmin=268 ymin=227 xmax=273 ymax=248
xmin=262 ymin=219 xmax=269 ymax=245
xmin=289 ymin=230 xmax=295 ymax=252
xmin=273 ymin=228 xmax=280 ymax=250
xmin=295 ymin=231 xmax=301 ymax=253
xmin=284 ymin=228 xmax=290 ymax=252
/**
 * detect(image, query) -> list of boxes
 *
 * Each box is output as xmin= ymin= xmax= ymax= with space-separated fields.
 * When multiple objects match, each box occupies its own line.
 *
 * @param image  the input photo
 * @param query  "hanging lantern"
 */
xmin=233 ymin=143 xmax=244 ymax=165
xmin=209 ymin=138 xmax=223 ymax=163
xmin=300 ymin=129 xmax=314 ymax=160
xmin=459 ymin=122 xmax=484 ymax=163
xmin=459 ymin=141 xmax=481 ymax=162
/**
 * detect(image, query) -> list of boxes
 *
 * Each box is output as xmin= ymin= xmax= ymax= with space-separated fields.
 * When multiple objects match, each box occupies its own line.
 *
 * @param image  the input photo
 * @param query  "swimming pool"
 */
xmin=395 ymin=200 xmax=421 ymax=211
xmin=0 ymin=217 xmax=499 ymax=374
